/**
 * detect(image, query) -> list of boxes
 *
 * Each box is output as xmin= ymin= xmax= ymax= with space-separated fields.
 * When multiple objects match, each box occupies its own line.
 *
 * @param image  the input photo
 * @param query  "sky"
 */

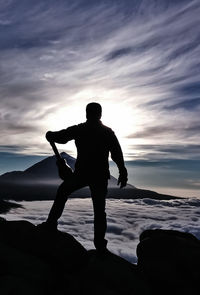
xmin=0 ymin=0 xmax=200 ymax=197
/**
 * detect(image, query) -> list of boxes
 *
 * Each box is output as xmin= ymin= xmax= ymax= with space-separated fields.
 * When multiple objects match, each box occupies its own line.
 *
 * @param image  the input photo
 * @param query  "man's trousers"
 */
xmin=47 ymin=173 xmax=108 ymax=250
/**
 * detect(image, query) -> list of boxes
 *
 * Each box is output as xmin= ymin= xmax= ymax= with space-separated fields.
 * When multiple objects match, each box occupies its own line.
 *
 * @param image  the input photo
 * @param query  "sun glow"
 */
xmin=101 ymin=102 xmax=135 ymax=138
xmin=46 ymin=101 xmax=136 ymax=138
xmin=44 ymin=100 xmax=139 ymax=158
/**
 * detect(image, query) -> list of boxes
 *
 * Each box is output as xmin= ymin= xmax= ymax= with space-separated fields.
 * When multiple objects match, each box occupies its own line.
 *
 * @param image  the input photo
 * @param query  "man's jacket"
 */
xmin=49 ymin=120 xmax=125 ymax=180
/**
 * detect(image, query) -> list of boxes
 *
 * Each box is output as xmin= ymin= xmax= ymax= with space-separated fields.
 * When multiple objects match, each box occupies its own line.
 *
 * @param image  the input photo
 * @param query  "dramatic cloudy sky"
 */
xmin=0 ymin=0 xmax=200 ymax=196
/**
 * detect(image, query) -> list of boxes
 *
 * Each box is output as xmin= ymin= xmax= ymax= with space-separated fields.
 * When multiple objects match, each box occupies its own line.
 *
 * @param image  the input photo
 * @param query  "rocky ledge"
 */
xmin=0 ymin=218 xmax=199 ymax=295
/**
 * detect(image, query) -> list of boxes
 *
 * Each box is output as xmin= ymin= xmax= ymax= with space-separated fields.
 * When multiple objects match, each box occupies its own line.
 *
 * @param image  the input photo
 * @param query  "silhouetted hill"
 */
xmin=0 ymin=153 xmax=178 ymax=201
xmin=0 ymin=218 xmax=199 ymax=294
xmin=0 ymin=200 xmax=22 ymax=214
xmin=25 ymin=152 xmax=76 ymax=179
xmin=0 ymin=152 xmax=133 ymax=186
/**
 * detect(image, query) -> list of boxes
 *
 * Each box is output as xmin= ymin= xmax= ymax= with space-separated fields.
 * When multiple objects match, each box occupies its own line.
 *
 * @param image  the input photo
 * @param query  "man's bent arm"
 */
xmin=46 ymin=126 xmax=78 ymax=144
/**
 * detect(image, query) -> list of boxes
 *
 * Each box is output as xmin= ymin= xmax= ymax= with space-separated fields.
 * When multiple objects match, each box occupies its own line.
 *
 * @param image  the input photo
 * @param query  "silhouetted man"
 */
xmin=45 ymin=102 xmax=128 ymax=252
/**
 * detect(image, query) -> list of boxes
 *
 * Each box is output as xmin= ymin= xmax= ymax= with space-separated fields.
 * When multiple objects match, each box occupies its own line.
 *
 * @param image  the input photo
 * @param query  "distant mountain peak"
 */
xmin=0 ymin=153 xmax=180 ymax=201
xmin=0 ymin=152 xmax=134 ymax=186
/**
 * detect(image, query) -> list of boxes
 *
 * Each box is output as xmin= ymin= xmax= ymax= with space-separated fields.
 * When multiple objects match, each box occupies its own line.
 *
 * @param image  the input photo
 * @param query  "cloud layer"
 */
xmin=2 ymin=197 xmax=200 ymax=264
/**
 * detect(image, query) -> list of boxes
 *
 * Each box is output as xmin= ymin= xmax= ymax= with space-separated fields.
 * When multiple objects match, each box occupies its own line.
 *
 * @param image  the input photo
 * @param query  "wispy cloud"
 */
xmin=164 ymin=98 xmax=200 ymax=111
xmin=0 ymin=0 xmax=200 ymax=164
xmin=129 ymin=123 xmax=200 ymax=141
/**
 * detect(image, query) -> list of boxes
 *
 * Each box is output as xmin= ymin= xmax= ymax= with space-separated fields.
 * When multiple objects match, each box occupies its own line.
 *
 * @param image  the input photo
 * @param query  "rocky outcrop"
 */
xmin=1 ymin=218 xmax=199 ymax=295
xmin=0 ymin=153 xmax=178 ymax=201
xmin=137 ymin=229 xmax=200 ymax=294
xmin=0 ymin=218 xmax=148 ymax=295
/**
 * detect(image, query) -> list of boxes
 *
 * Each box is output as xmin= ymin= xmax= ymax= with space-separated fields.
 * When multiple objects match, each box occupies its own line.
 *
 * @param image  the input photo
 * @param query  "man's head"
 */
xmin=86 ymin=102 xmax=102 ymax=121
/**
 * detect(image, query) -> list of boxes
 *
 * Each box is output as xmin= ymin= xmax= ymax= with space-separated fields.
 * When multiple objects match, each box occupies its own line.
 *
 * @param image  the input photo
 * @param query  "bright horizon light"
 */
xmin=45 ymin=100 xmax=136 ymax=135
xmin=43 ymin=99 xmax=140 ymax=159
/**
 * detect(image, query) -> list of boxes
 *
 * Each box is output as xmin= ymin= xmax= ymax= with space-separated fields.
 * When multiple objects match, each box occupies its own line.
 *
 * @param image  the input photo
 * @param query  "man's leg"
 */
xmin=90 ymin=180 xmax=108 ymax=251
xmin=46 ymin=175 xmax=86 ymax=227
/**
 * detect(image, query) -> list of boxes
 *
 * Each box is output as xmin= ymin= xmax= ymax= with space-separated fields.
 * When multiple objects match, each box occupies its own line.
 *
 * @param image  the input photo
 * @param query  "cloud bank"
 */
xmin=2 ymin=197 xmax=200 ymax=263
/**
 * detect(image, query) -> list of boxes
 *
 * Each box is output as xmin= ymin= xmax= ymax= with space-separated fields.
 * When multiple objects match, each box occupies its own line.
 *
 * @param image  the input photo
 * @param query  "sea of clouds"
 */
xmin=2 ymin=197 xmax=200 ymax=264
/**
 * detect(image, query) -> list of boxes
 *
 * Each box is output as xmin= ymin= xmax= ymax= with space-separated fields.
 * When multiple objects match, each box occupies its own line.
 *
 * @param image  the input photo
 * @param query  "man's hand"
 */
xmin=46 ymin=131 xmax=54 ymax=142
xmin=117 ymin=167 xmax=128 ymax=188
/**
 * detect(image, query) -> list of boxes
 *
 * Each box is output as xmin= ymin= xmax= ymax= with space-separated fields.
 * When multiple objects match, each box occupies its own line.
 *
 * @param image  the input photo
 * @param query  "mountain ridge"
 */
xmin=0 ymin=152 xmax=179 ymax=201
xmin=0 ymin=152 xmax=134 ymax=188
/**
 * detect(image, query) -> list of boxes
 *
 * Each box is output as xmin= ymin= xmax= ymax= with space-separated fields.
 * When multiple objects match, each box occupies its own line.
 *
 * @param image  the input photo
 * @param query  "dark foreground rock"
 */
xmin=137 ymin=229 xmax=200 ymax=295
xmin=1 ymin=219 xmax=199 ymax=295
xmin=0 ymin=219 xmax=149 ymax=295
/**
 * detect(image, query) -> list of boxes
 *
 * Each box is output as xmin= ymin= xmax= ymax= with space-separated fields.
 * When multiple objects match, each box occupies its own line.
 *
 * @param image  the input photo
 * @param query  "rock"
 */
xmin=2 ymin=218 xmax=200 ymax=294
xmin=137 ymin=229 xmax=200 ymax=294
xmin=0 ymin=218 xmax=149 ymax=295
xmin=0 ymin=219 xmax=88 ymax=295
xmin=0 ymin=219 xmax=88 ymax=273
xmin=82 ymin=250 xmax=149 ymax=295
xmin=0 ymin=240 xmax=54 ymax=295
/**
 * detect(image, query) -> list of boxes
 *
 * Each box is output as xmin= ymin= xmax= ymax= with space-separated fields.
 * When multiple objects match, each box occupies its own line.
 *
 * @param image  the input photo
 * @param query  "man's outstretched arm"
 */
xmin=46 ymin=126 xmax=78 ymax=144
xmin=109 ymin=131 xmax=128 ymax=188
